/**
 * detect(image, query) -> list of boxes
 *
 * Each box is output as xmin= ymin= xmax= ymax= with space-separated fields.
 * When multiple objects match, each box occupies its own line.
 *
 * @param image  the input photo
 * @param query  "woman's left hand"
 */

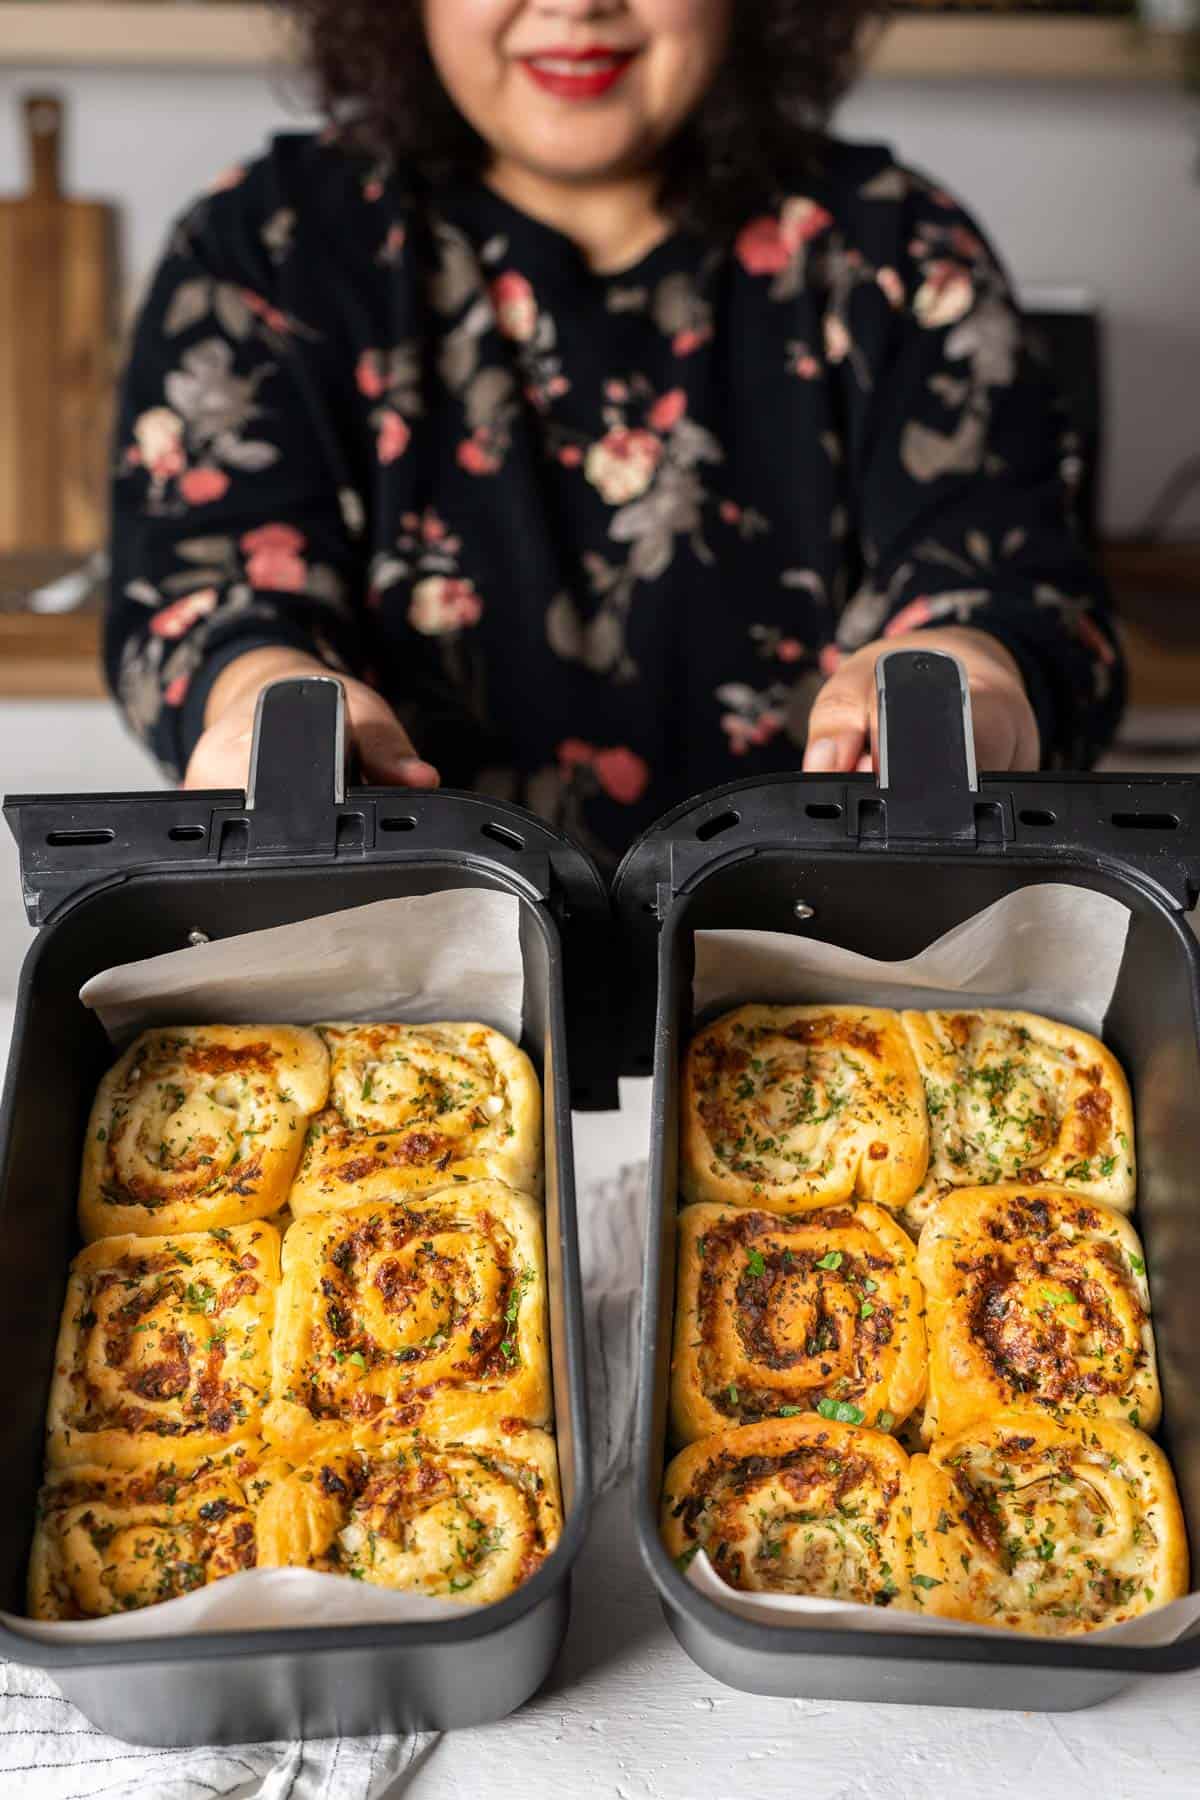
xmin=802 ymin=626 xmax=1041 ymax=774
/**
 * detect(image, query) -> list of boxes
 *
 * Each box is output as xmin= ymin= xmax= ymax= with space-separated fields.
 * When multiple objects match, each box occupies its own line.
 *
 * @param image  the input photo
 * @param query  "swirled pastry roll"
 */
xmin=264 ymin=1181 xmax=549 ymax=1458
xmin=661 ymin=1417 xmax=912 ymax=1607
xmin=681 ymin=1006 xmax=928 ymax=1214
xmin=288 ymin=1022 xmax=542 ymax=1215
xmin=901 ymin=1009 xmax=1135 ymax=1232
xmin=257 ymin=1426 xmax=561 ymax=1605
xmin=80 ymin=1027 xmax=329 ymax=1241
xmin=909 ymin=1414 xmax=1189 ymax=1635
xmin=917 ymin=1185 xmax=1159 ymax=1443
xmin=47 ymin=1223 xmax=279 ymax=1469
xmin=671 ymin=1203 xmax=926 ymax=1443
xmin=28 ymin=1443 xmax=281 ymax=1620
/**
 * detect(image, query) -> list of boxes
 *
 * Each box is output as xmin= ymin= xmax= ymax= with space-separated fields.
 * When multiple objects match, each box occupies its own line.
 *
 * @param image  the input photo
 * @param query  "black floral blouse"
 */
xmin=108 ymin=133 xmax=1122 ymax=864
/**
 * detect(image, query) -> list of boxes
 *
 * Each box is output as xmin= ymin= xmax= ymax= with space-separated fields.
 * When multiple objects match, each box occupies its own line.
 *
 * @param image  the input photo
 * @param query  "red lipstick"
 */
xmin=519 ymin=46 xmax=637 ymax=101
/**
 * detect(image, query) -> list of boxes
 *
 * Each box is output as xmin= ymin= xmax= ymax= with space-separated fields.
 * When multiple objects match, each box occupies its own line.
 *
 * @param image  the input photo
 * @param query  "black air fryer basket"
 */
xmin=614 ymin=649 xmax=1200 ymax=1712
xmin=0 ymin=677 xmax=611 ymax=1746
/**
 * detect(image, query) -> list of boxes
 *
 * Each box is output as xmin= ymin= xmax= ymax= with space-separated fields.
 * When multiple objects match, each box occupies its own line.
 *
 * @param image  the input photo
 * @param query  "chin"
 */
xmin=507 ymin=126 xmax=662 ymax=188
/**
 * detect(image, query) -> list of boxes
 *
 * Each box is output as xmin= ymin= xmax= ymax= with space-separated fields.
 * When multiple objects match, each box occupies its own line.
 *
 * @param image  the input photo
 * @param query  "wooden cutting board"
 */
xmin=0 ymin=93 xmax=117 ymax=554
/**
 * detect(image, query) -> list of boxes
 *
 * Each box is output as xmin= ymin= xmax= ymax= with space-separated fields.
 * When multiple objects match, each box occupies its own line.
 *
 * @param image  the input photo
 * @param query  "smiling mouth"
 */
xmin=520 ymin=49 xmax=638 ymax=100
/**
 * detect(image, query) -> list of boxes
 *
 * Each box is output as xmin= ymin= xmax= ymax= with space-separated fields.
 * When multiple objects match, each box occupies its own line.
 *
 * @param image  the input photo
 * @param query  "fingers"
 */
xmin=802 ymin=653 xmax=874 ymax=773
xmin=345 ymin=687 xmax=440 ymax=789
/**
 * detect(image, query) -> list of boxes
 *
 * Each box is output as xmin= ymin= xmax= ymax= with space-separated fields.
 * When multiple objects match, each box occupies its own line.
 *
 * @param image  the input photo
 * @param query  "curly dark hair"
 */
xmin=276 ymin=1 xmax=890 ymax=238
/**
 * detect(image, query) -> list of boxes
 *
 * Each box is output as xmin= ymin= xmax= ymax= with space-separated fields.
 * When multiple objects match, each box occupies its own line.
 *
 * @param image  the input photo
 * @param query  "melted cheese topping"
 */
xmin=671 ymin=1202 xmax=926 ymax=1442
xmin=47 ymin=1224 xmax=279 ymax=1469
xmin=28 ymin=1445 xmax=278 ymax=1619
xmin=918 ymin=1185 xmax=1159 ymax=1441
xmin=257 ymin=1428 xmax=561 ymax=1606
xmin=909 ymin=1414 xmax=1188 ymax=1635
xmin=682 ymin=1006 xmax=928 ymax=1214
xmin=289 ymin=1022 xmax=541 ymax=1213
xmin=902 ymin=1009 xmax=1135 ymax=1231
xmin=264 ymin=1182 xmax=549 ymax=1458
xmin=661 ymin=1417 xmax=912 ymax=1606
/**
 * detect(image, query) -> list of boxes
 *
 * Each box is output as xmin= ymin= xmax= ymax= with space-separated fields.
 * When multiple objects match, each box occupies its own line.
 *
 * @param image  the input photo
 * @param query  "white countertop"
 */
xmin=2 ymin=701 xmax=1199 ymax=1799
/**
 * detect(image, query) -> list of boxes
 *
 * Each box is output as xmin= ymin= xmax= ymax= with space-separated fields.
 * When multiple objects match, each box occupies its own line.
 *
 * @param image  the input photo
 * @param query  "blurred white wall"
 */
xmin=0 ymin=64 xmax=1197 ymax=536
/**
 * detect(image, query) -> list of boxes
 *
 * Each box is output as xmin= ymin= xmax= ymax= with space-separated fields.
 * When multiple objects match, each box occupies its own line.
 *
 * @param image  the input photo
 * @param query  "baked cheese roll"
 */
xmin=80 ymin=1026 xmax=329 ymax=1241
xmin=264 ymin=1182 xmax=549 ymax=1458
xmin=901 ymin=1009 xmax=1135 ymax=1232
xmin=909 ymin=1413 xmax=1188 ymax=1636
xmin=47 ymin=1223 xmax=279 ymax=1469
xmin=288 ymin=1022 xmax=542 ymax=1214
xmin=661 ymin=1416 xmax=912 ymax=1607
xmin=671 ymin=1203 xmax=925 ymax=1444
xmin=257 ymin=1426 xmax=561 ymax=1605
xmin=918 ymin=1185 xmax=1159 ymax=1443
xmin=28 ymin=1443 xmax=281 ymax=1620
xmin=682 ymin=1006 xmax=928 ymax=1215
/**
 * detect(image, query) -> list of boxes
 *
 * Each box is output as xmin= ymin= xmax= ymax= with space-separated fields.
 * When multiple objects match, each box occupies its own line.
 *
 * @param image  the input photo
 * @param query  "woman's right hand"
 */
xmin=182 ymin=646 xmax=441 ymax=792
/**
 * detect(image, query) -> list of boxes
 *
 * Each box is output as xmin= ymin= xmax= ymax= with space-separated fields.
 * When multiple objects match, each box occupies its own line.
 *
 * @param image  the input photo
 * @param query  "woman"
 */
xmin=108 ymin=0 xmax=1121 ymax=864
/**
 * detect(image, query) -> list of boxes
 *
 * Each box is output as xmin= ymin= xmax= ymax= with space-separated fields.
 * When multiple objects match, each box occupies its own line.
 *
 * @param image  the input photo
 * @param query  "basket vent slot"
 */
xmin=379 ymin=815 xmax=418 ymax=833
xmin=482 ymin=820 xmax=526 ymax=851
xmin=805 ymin=802 xmax=842 ymax=821
xmin=695 ymin=809 xmax=740 ymax=842
xmin=1019 ymin=808 xmax=1057 ymax=827
xmin=46 ymin=828 xmax=114 ymax=847
xmin=168 ymin=824 xmax=205 ymax=843
xmin=1112 ymin=811 xmax=1179 ymax=831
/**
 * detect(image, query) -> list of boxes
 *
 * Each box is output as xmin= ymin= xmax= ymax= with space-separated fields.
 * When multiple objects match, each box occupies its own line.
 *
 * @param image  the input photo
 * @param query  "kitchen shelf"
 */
xmin=0 ymin=5 xmax=1183 ymax=80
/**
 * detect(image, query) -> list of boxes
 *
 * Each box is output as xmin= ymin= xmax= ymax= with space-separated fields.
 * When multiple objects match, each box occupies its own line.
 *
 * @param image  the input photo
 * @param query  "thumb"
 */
xmin=346 ymin=691 xmax=440 ymax=790
xmin=803 ymin=653 xmax=876 ymax=774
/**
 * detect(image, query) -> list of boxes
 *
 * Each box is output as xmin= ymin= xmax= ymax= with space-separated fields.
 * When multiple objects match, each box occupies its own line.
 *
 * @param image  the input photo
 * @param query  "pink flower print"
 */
xmin=593 ymin=747 xmax=650 ymax=805
xmin=150 ymin=588 xmax=219 ymax=640
xmin=557 ymin=739 xmax=594 ymax=772
xmin=556 ymin=740 xmax=649 ymax=804
xmin=648 ymin=388 xmax=687 ymax=433
xmin=209 ymin=165 xmax=246 ymax=194
xmin=1074 ymin=611 xmax=1118 ymax=667
xmin=491 ymin=271 xmax=538 ymax=343
xmin=408 ymin=576 xmax=482 ymax=636
xmin=377 ymin=409 xmax=411 ymax=464
xmin=779 ymin=197 xmax=833 ymax=252
xmin=672 ymin=325 xmax=712 ymax=358
xmin=791 ymin=351 xmax=820 ymax=380
xmin=824 ymin=315 xmax=851 ymax=364
xmin=133 ymin=407 xmax=185 ymax=484
xmin=877 ymin=267 xmax=905 ymax=309
xmin=584 ymin=427 xmax=662 ymax=505
xmin=884 ymin=600 xmax=935 ymax=636
xmin=163 ymin=674 xmax=191 ymax=706
xmin=734 ymin=215 xmax=792 ymax=277
xmin=777 ymin=638 xmax=803 ymax=664
xmin=179 ymin=467 xmax=230 ymax=507
xmin=240 ymin=290 xmax=291 ymax=336
xmin=559 ymin=445 xmax=583 ymax=468
xmin=421 ymin=510 xmax=446 ymax=543
xmin=457 ymin=434 xmax=501 ymax=476
xmin=719 ymin=501 xmax=741 ymax=525
xmin=364 ymin=179 xmax=384 ymax=203
xmin=819 ymin=643 xmax=843 ymax=677
xmin=913 ymin=261 xmax=974 ymax=329
xmin=380 ymin=223 xmax=406 ymax=264
xmin=951 ymin=225 xmax=985 ymax=262
xmin=356 ymin=351 xmax=387 ymax=400
xmin=604 ymin=381 xmax=629 ymax=403
xmin=241 ymin=523 xmax=308 ymax=593
xmin=721 ymin=714 xmax=757 ymax=756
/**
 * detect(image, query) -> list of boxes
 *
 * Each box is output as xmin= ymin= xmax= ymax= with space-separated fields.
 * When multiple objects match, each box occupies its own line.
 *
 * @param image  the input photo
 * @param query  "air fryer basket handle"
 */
xmin=875 ymin=647 xmax=978 ymax=842
xmin=247 ymin=676 xmax=348 ymax=853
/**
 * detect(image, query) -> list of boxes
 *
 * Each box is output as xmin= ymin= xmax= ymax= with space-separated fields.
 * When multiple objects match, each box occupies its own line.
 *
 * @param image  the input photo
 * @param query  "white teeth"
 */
xmin=530 ymin=57 xmax=621 ymax=76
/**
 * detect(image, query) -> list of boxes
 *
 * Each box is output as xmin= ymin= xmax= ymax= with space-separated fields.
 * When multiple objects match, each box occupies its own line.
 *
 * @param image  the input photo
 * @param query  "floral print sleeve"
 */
xmin=107 ymin=157 xmax=369 ymax=776
xmin=829 ymin=169 xmax=1121 ymax=767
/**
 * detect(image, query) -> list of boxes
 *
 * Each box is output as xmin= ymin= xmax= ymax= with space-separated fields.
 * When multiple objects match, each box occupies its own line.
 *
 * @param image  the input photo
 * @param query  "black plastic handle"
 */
xmin=246 ymin=675 xmax=348 ymax=856
xmin=875 ymin=648 xmax=977 ymax=842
